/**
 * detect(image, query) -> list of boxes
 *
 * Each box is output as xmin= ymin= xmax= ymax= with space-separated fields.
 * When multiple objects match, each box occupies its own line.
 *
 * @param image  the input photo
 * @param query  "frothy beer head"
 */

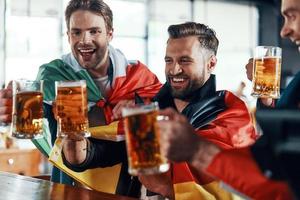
xmin=122 ymin=103 xmax=158 ymax=118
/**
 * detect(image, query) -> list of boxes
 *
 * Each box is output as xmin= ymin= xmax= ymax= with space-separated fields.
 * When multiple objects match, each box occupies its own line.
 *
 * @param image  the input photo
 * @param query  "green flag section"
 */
xmin=36 ymin=59 xmax=102 ymax=102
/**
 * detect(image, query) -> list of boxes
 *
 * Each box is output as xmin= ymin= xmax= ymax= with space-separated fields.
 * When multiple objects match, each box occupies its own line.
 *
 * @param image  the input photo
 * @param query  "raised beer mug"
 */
xmin=251 ymin=46 xmax=281 ymax=99
xmin=55 ymin=80 xmax=90 ymax=138
xmin=122 ymin=102 xmax=169 ymax=175
xmin=11 ymin=79 xmax=43 ymax=139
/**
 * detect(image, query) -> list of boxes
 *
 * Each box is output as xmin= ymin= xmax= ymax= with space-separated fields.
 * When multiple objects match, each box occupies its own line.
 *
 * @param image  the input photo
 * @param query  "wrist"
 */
xmin=190 ymin=139 xmax=220 ymax=170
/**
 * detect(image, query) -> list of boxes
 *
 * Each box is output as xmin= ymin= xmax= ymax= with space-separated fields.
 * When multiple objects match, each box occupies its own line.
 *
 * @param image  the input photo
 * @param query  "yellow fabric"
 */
xmin=49 ymin=138 xmax=121 ymax=194
xmin=174 ymin=181 xmax=245 ymax=200
xmin=89 ymin=121 xmax=124 ymax=141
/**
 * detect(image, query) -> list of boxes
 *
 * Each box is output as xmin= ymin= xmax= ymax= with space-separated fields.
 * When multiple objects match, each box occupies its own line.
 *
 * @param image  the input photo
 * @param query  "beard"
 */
xmin=168 ymin=76 xmax=205 ymax=100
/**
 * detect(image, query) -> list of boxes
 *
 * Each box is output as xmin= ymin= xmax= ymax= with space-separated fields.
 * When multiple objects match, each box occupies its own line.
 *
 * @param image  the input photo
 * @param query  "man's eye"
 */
xmin=72 ymin=31 xmax=81 ymax=36
xmin=165 ymin=59 xmax=172 ymax=64
xmin=90 ymin=30 xmax=97 ymax=34
xmin=180 ymin=59 xmax=191 ymax=64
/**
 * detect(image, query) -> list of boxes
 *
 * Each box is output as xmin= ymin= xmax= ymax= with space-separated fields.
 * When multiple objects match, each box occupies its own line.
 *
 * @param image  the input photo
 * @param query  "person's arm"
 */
xmin=61 ymin=103 xmax=128 ymax=171
xmin=62 ymin=138 xmax=127 ymax=172
xmin=205 ymin=148 xmax=294 ymax=200
xmin=157 ymin=108 xmax=293 ymax=199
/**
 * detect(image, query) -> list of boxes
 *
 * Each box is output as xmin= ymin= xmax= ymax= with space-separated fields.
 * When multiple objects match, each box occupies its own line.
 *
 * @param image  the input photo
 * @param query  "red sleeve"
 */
xmin=206 ymin=148 xmax=294 ymax=200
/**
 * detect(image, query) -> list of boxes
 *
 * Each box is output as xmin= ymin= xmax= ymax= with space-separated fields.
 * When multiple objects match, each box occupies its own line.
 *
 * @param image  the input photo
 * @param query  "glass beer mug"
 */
xmin=55 ymin=80 xmax=90 ymax=138
xmin=122 ymin=102 xmax=169 ymax=175
xmin=251 ymin=46 xmax=282 ymax=99
xmin=11 ymin=80 xmax=43 ymax=139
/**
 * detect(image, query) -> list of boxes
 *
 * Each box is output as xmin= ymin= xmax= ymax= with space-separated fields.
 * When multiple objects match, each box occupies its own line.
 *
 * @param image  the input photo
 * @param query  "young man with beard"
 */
xmin=145 ymin=0 xmax=300 ymax=199
xmin=0 ymin=0 xmax=161 ymax=197
xmin=138 ymin=22 xmax=257 ymax=199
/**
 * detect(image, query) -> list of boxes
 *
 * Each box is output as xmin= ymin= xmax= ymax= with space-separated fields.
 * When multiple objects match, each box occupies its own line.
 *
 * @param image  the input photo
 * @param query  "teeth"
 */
xmin=172 ymin=78 xmax=184 ymax=82
xmin=79 ymin=49 xmax=94 ymax=53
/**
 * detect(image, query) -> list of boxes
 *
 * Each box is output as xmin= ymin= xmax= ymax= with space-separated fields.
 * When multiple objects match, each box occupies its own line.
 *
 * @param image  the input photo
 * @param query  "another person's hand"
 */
xmin=111 ymin=99 xmax=135 ymax=120
xmin=158 ymin=108 xmax=220 ymax=170
xmin=138 ymin=172 xmax=174 ymax=200
xmin=0 ymin=83 xmax=13 ymax=124
xmin=62 ymin=137 xmax=88 ymax=165
xmin=245 ymin=58 xmax=254 ymax=81
xmin=157 ymin=108 xmax=201 ymax=163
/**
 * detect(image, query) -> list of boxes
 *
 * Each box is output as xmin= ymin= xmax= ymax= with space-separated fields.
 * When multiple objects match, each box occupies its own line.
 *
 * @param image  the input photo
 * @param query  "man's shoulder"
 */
xmin=220 ymin=90 xmax=249 ymax=110
xmin=40 ymin=59 xmax=65 ymax=68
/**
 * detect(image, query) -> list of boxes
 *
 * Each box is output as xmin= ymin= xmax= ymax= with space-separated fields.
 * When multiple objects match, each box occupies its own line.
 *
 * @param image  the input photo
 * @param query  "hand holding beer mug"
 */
xmin=55 ymin=80 xmax=90 ymax=139
xmin=122 ymin=103 xmax=169 ymax=175
xmin=12 ymin=80 xmax=43 ymax=139
xmin=251 ymin=46 xmax=281 ymax=98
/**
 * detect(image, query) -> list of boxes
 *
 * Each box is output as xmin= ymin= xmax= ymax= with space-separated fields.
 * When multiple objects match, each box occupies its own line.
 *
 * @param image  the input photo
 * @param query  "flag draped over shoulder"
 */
xmin=35 ymin=47 xmax=162 ymax=140
xmin=172 ymin=92 xmax=257 ymax=200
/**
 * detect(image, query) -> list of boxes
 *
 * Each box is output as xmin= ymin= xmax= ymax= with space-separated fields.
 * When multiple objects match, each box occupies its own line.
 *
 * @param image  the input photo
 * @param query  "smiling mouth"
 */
xmin=78 ymin=48 xmax=96 ymax=61
xmin=169 ymin=76 xmax=189 ymax=89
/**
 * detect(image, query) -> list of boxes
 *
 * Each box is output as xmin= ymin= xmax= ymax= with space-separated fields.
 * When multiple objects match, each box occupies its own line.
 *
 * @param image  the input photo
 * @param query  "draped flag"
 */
xmin=172 ymin=91 xmax=257 ymax=200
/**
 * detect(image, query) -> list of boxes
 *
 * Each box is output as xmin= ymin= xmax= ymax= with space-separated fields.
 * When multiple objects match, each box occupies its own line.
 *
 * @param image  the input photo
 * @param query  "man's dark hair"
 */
xmin=168 ymin=22 xmax=219 ymax=55
xmin=65 ymin=0 xmax=113 ymax=31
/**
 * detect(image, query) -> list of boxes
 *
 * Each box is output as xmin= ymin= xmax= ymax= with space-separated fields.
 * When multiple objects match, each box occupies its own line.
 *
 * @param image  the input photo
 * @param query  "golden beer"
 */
xmin=56 ymin=81 xmax=90 ymax=138
xmin=252 ymin=57 xmax=281 ymax=98
xmin=251 ymin=46 xmax=281 ymax=99
xmin=12 ymin=80 xmax=44 ymax=139
xmin=123 ymin=103 xmax=169 ymax=175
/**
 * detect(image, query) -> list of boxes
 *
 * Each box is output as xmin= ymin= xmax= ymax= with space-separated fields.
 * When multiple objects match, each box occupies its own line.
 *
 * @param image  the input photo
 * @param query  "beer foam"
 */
xmin=122 ymin=103 xmax=158 ymax=117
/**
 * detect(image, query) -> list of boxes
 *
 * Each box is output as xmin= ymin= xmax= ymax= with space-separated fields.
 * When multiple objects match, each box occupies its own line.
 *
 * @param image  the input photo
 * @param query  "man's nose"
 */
xmin=280 ymin=22 xmax=291 ymax=38
xmin=81 ymin=32 xmax=92 ymax=43
xmin=170 ymin=63 xmax=183 ymax=75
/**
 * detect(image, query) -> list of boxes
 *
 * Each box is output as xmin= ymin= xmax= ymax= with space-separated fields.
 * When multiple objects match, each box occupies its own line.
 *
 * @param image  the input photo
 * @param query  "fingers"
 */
xmin=0 ymin=89 xmax=13 ymax=124
xmin=0 ymin=114 xmax=12 ymax=124
xmin=112 ymin=100 xmax=135 ymax=120
xmin=245 ymin=58 xmax=254 ymax=81
xmin=0 ymin=89 xmax=13 ymax=99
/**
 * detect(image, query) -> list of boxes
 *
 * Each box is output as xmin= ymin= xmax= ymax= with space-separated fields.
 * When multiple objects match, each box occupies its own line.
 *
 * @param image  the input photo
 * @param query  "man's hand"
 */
xmin=245 ymin=58 xmax=254 ymax=81
xmin=0 ymin=83 xmax=13 ymax=124
xmin=158 ymin=108 xmax=220 ymax=170
xmin=111 ymin=99 xmax=135 ymax=120
xmin=138 ymin=172 xmax=174 ymax=200
xmin=62 ymin=137 xmax=88 ymax=165
xmin=158 ymin=108 xmax=201 ymax=163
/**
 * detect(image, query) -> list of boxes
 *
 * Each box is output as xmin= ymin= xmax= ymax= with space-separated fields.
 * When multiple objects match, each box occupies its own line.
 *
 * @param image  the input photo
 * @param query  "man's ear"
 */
xmin=207 ymin=55 xmax=217 ymax=72
xmin=67 ymin=31 xmax=71 ymax=43
xmin=107 ymin=28 xmax=114 ymax=42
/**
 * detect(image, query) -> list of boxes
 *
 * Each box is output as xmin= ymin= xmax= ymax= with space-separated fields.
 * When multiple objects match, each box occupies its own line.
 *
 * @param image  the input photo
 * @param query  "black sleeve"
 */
xmin=62 ymin=138 xmax=128 ymax=172
xmin=43 ymin=103 xmax=57 ymax=146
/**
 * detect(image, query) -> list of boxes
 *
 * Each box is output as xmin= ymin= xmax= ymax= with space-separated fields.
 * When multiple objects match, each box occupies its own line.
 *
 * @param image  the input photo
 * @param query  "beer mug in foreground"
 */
xmin=122 ymin=102 xmax=169 ymax=175
xmin=55 ymin=80 xmax=90 ymax=138
xmin=12 ymin=80 xmax=43 ymax=139
xmin=251 ymin=46 xmax=281 ymax=98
